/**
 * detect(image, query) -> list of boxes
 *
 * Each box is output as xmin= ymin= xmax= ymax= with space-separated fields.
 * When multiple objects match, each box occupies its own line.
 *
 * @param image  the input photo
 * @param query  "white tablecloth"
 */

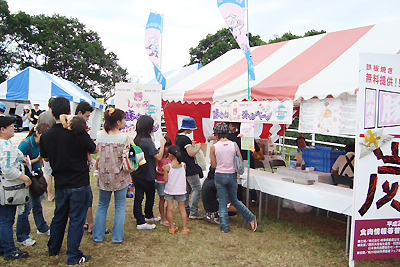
xmin=240 ymin=169 xmax=352 ymax=216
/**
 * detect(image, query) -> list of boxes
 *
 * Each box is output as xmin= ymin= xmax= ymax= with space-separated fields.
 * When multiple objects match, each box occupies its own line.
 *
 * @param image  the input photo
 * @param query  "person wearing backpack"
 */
xmin=92 ymin=108 xmax=131 ymax=243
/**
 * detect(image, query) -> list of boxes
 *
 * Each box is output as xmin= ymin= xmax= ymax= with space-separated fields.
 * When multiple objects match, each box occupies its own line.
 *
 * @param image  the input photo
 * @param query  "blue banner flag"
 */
xmin=145 ymin=12 xmax=166 ymax=89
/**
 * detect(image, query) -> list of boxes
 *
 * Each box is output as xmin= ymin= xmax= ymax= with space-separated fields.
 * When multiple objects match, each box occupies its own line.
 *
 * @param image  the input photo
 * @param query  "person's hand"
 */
xmin=22 ymin=156 xmax=29 ymax=166
xmin=24 ymin=176 xmax=32 ymax=187
xmin=160 ymin=136 xmax=167 ymax=146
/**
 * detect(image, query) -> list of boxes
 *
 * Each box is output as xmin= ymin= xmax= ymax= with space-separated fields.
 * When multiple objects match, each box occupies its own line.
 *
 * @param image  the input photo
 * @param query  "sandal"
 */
xmin=182 ymin=228 xmax=190 ymax=235
xmin=169 ymin=226 xmax=178 ymax=234
xmin=89 ymin=229 xmax=109 ymax=235
xmin=160 ymin=221 xmax=175 ymax=227
xmin=250 ymin=218 xmax=258 ymax=232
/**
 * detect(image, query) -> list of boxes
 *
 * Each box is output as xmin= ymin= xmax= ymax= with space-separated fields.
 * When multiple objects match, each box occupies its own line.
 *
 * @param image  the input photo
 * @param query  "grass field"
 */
xmin=2 ymin=172 xmax=400 ymax=267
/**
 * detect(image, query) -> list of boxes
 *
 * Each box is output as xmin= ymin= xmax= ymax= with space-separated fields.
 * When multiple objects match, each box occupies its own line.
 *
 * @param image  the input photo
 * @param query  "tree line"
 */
xmin=0 ymin=0 xmax=127 ymax=100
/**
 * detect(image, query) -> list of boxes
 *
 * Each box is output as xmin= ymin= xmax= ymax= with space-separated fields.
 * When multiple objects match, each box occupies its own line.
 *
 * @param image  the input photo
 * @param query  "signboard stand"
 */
xmin=350 ymin=53 xmax=400 ymax=266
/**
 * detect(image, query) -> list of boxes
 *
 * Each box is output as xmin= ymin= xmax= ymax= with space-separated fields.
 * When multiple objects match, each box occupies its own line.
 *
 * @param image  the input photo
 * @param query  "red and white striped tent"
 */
xmin=163 ymin=20 xmax=400 ymax=142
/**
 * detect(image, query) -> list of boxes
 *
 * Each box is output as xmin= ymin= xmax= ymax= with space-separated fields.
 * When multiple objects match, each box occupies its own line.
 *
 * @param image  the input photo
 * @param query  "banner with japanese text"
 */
xmin=211 ymin=100 xmax=293 ymax=124
xmin=115 ymin=83 xmax=163 ymax=144
xmin=217 ymin=0 xmax=255 ymax=80
xmin=351 ymin=54 xmax=400 ymax=262
xmin=299 ymin=96 xmax=357 ymax=135
xmin=145 ymin=12 xmax=166 ymax=90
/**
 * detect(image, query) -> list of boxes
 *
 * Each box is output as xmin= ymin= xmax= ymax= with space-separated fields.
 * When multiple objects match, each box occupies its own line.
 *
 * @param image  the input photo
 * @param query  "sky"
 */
xmin=7 ymin=0 xmax=400 ymax=83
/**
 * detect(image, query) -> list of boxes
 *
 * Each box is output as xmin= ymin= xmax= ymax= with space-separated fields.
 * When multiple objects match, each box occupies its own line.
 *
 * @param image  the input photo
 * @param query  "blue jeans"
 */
xmin=214 ymin=172 xmax=255 ymax=233
xmin=16 ymin=189 xmax=50 ymax=242
xmin=93 ymin=186 xmax=128 ymax=243
xmin=0 ymin=204 xmax=17 ymax=257
xmin=48 ymin=186 xmax=91 ymax=265
xmin=185 ymin=174 xmax=202 ymax=216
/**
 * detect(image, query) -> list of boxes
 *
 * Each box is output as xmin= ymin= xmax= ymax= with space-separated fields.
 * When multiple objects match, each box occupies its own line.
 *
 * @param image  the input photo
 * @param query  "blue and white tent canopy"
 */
xmin=0 ymin=67 xmax=103 ymax=109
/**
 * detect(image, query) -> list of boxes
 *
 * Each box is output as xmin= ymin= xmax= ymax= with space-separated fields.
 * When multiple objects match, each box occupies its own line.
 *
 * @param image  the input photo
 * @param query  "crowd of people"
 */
xmin=0 ymin=98 xmax=259 ymax=265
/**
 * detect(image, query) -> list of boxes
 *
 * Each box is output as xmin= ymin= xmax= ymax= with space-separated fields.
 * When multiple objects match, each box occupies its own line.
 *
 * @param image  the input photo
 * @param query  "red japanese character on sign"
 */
xmin=374 ymin=65 xmax=380 ymax=72
xmin=367 ymin=64 xmax=372 ymax=70
xmin=380 ymin=75 xmax=386 ymax=86
xmin=388 ymin=68 xmax=393 ymax=75
xmin=381 ymin=66 xmax=387 ymax=73
xmin=387 ymin=77 xmax=394 ymax=87
xmin=373 ymin=74 xmax=379 ymax=84
xmin=359 ymin=142 xmax=400 ymax=216
xmin=366 ymin=73 xmax=372 ymax=83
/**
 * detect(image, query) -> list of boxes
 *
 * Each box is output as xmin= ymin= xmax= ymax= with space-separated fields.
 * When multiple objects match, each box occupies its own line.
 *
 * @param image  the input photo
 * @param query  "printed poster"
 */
xmin=351 ymin=54 xmax=400 ymax=264
xmin=115 ymin=83 xmax=163 ymax=144
xmin=299 ymin=96 xmax=357 ymax=135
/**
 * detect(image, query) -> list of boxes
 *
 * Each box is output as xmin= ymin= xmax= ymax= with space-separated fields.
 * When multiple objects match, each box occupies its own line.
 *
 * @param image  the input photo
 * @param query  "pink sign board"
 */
xmin=353 ymin=219 xmax=400 ymax=260
xmin=364 ymin=89 xmax=376 ymax=128
xmin=378 ymin=91 xmax=400 ymax=127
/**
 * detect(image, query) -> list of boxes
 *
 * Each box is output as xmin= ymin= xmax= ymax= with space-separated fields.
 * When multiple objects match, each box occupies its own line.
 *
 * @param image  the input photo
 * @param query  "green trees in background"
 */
xmin=268 ymin=29 xmax=326 ymax=44
xmin=188 ymin=28 xmax=266 ymax=66
xmin=0 ymin=0 xmax=127 ymax=100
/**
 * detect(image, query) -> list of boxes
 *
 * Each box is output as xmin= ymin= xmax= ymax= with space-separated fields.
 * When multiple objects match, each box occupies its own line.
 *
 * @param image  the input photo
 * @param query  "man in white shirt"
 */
xmin=331 ymin=143 xmax=355 ymax=177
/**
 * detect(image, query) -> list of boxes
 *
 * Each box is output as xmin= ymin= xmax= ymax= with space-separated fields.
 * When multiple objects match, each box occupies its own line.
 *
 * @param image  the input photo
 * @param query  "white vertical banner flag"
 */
xmin=145 ymin=12 xmax=166 ymax=89
xmin=217 ymin=0 xmax=255 ymax=80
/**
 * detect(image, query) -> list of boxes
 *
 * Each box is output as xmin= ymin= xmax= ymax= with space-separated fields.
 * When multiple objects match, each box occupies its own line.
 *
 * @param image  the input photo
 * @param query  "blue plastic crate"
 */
xmin=302 ymin=149 xmax=345 ymax=173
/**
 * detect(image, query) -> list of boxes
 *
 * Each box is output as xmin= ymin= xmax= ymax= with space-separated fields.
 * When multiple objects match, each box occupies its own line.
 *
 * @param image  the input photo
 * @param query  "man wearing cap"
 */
xmin=175 ymin=117 xmax=204 ymax=219
xmin=28 ymin=102 xmax=43 ymax=130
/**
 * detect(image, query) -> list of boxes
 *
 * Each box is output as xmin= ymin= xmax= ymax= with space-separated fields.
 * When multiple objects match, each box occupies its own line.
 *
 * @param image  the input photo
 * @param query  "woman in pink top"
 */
xmin=163 ymin=145 xmax=189 ymax=234
xmin=210 ymin=123 xmax=257 ymax=233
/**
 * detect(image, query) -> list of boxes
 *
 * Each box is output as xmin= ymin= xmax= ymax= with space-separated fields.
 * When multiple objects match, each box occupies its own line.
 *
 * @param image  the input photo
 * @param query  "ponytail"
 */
xmin=167 ymin=145 xmax=182 ymax=163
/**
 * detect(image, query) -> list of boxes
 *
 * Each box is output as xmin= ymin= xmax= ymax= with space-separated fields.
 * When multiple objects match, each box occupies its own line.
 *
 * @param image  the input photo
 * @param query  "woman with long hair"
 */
xmin=21 ymin=105 xmax=31 ymax=132
xmin=132 ymin=115 xmax=166 ymax=230
xmin=0 ymin=116 xmax=31 ymax=260
xmin=92 ymin=108 xmax=131 ymax=243
xmin=16 ymin=123 xmax=51 ymax=247
xmin=210 ymin=123 xmax=257 ymax=233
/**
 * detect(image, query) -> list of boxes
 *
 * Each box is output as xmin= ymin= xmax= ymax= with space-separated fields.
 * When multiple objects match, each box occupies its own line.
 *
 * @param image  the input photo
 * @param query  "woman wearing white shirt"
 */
xmin=21 ymin=105 xmax=31 ymax=131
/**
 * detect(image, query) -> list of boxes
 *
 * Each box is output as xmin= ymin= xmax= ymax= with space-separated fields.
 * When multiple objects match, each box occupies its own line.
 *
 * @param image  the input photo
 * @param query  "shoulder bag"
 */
xmin=234 ymin=142 xmax=245 ymax=175
xmin=24 ymin=139 xmax=47 ymax=197
xmin=122 ymin=135 xmax=146 ymax=172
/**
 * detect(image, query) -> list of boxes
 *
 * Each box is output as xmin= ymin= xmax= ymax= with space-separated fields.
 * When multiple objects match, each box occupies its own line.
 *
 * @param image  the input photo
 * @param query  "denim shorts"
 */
xmin=164 ymin=194 xmax=185 ymax=202
xmin=155 ymin=182 xmax=166 ymax=196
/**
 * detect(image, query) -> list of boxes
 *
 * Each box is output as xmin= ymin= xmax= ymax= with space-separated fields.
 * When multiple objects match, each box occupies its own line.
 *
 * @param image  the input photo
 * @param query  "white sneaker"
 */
xmin=136 ymin=223 xmax=156 ymax=230
xmin=17 ymin=237 xmax=36 ymax=246
xmin=189 ymin=213 xmax=204 ymax=220
xmin=37 ymin=229 xmax=50 ymax=236
xmin=145 ymin=216 xmax=161 ymax=222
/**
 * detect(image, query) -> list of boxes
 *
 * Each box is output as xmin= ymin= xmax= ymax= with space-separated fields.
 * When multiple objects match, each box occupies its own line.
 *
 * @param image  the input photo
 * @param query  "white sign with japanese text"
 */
xmin=115 ymin=83 xmax=162 ymax=143
xmin=299 ymin=96 xmax=357 ymax=135
xmin=351 ymin=54 xmax=400 ymax=263
xmin=211 ymin=100 xmax=293 ymax=124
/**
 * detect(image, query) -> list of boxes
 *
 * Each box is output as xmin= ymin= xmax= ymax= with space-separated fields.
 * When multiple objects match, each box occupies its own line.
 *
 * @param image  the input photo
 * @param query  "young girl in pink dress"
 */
xmin=162 ymin=145 xmax=189 ymax=234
